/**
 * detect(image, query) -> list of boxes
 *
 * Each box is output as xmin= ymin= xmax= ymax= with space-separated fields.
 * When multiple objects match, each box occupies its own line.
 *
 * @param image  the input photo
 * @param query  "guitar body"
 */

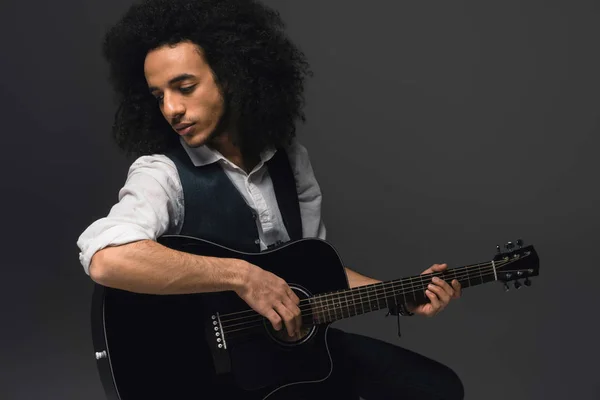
xmin=91 ymin=235 xmax=350 ymax=400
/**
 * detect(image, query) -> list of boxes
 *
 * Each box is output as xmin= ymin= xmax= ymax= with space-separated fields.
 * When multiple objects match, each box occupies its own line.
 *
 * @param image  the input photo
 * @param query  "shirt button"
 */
xmin=254 ymin=239 xmax=260 ymax=245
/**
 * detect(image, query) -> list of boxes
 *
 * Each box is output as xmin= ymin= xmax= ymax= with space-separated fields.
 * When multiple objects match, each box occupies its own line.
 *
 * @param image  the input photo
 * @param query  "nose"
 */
xmin=162 ymin=92 xmax=185 ymax=120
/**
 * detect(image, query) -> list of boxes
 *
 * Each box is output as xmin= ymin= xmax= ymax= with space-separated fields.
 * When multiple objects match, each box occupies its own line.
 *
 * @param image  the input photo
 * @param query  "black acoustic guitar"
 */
xmin=91 ymin=235 xmax=540 ymax=400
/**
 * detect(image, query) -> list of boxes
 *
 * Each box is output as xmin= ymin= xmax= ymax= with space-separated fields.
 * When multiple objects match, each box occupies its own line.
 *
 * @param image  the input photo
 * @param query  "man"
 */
xmin=78 ymin=0 xmax=464 ymax=398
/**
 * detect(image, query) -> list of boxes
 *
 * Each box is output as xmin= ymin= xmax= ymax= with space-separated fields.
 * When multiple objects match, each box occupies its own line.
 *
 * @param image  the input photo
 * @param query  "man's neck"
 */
xmin=208 ymin=133 xmax=259 ymax=173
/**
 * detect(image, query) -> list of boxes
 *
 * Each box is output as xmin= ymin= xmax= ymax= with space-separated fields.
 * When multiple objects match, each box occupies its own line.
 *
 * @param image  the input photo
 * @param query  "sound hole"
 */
xmin=265 ymin=286 xmax=316 ymax=346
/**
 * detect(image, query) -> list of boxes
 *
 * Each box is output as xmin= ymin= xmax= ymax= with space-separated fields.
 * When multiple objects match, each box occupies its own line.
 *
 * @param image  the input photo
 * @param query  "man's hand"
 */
xmin=408 ymin=263 xmax=461 ymax=317
xmin=234 ymin=261 xmax=302 ymax=338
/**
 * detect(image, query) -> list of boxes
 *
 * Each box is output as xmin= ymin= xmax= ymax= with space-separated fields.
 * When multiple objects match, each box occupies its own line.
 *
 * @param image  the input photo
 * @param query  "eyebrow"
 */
xmin=148 ymin=73 xmax=196 ymax=92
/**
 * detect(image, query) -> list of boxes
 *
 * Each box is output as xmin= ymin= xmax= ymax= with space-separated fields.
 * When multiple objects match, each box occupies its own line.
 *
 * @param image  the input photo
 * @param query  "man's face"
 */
xmin=145 ymin=41 xmax=226 ymax=148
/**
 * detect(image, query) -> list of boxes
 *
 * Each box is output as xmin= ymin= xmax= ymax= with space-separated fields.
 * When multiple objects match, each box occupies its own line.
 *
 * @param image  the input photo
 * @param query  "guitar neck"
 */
xmin=308 ymin=261 xmax=499 ymax=324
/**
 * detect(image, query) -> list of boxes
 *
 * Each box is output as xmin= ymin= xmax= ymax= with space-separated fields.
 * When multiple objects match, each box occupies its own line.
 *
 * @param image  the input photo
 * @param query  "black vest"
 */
xmin=163 ymin=142 xmax=302 ymax=252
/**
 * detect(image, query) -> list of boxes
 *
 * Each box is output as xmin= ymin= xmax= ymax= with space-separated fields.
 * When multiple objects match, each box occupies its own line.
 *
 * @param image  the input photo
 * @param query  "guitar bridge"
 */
xmin=206 ymin=312 xmax=231 ymax=374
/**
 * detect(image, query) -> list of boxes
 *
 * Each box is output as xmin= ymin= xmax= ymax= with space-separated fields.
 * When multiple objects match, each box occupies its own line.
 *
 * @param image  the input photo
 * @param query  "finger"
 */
xmin=282 ymin=295 xmax=302 ymax=336
xmin=451 ymin=279 xmax=462 ymax=298
xmin=431 ymin=276 xmax=455 ymax=298
xmin=425 ymin=289 xmax=441 ymax=314
xmin=427 ymin=282 xmax=451 ymax=305
xmin=431 ymin=263 xmax=448 ymax=272
xmin=273 ymin=301 xmax=297 ymax=337
xmin=287 ymin=287 xmax=300 ymax=306
xmin=265 ymin=309 xmax=283 ymax=331
xmin=286 ymin=289 xmax=302 ymax=336
xmin=421 ymin=263 xmax=448 ymax=275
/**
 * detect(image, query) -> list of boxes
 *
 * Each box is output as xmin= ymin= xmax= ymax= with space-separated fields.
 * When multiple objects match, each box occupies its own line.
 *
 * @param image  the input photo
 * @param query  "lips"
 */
xmin=174 ymin=122 xmax=194 ymax=131
xmin=174 ymin=123 xmax=195 ymax=135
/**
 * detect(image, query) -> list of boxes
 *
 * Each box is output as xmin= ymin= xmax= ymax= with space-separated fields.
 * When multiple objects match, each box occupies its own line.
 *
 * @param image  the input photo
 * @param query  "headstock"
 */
xmin=493 ymin=239 xmax=540 ymax=291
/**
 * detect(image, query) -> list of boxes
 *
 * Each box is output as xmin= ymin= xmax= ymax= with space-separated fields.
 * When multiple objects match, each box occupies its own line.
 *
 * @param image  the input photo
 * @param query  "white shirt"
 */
xmin=76 ymin=137 xmax=326 ymax=275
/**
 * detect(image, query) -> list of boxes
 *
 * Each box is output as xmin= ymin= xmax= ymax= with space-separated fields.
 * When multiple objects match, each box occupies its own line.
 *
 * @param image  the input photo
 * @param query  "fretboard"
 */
xmin=307 ymin=261 xmax=499 ymax=324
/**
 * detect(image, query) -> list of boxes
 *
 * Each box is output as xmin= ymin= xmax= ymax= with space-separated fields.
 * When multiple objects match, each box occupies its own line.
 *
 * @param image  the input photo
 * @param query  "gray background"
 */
xmin=1 ymin=0 xmax=599 ymax=399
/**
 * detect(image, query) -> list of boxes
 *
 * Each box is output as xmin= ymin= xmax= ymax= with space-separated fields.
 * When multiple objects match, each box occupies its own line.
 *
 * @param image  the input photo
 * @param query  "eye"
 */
xmin=180 ymin=85 xmax=196 ymax=94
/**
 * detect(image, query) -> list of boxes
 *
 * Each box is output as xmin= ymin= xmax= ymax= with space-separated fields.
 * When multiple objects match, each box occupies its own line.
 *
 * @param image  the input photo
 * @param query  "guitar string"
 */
xmin=220 ymin=267 xmax=529 ymax=333
xmin=220 ymin=269 xmax=514 ymax=337
xmin=218 ymin=267 xmax=501 ymax=330
xmin=218 ymin=258 xmax=516 ymax=321
xmin=219 ymin=260 xmax=522 ymax=326
xmin=218 ymin=257 xmax=524 ymax=324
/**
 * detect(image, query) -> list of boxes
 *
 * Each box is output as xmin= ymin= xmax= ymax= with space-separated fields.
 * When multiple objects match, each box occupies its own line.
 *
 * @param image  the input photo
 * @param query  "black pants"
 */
xmin=271 ymin=328 xmax=464 ymax=400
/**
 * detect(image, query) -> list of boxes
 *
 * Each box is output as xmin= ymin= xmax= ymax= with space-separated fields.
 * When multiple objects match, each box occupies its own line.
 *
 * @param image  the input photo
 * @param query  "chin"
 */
xmin=181 ymin=128 xmax=210 ymax=147
xmin=182 ymin=135 xmax=205 ymax=148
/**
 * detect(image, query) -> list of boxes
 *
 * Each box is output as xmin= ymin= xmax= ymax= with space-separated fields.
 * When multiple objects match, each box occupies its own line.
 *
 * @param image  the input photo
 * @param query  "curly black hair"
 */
xmin=101 ymin=0 xmax=313 ymax=159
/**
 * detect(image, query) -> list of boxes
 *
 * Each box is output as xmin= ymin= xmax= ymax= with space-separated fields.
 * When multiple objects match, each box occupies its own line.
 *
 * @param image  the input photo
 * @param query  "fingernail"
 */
xmin=428 ymin=284 xmax=434 ymax=290
xmin=432 ymin=277 xmax=440 ymax=283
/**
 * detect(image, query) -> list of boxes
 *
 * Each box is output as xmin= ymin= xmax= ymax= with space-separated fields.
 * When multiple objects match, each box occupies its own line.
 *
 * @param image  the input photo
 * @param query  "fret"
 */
xmin=343 ymin=290 xmax=351 ymax=318
xmin=316 ymin=295 xmax=324 ymax=324
xmin=308 ymin=297 xmax=318 ymax=324
xmin=365 ymin=285 xmax=372 ymax=311
xmin=348 ymin=289 xmax=358 ymax=317
xmin=382 ymin=282 xmax=389 ymax=309
xmin=463 ymin=266 xmax=472 ymax=288
xmin=391 ymin=280 xmax=401 ymax=310
xmin=448 ymin=269 xmax=457 ymax=284
xmin=329 ymin=294 xmax=337 ymax=321
xmin=409 ymin=276 xmax=417 ymax=303
xmin=402 ymin=279 xmax=408 ymax=308
xmin=371 ymin=284 xmax=379 ymax=311
xmin=370 ymin=284 xmax=380 ymax=311
xmin=477 ymin=264 xmax=485 ymax=286
xmin=322 ymin=294 xmax=330 ymax=323
xmin=336 ymin=293 xmax=343 ymax=320
xmin=327 ymin=293 xmax=335 ymax=322
xmin=346 ymin=289 xmax=356 ymax=317
xmin=376 ymin=283 xmax=387 ymax=310
xmin=334 ymin=293 xmax=344 ymax=320
xmin=324 ymin=295 xmax=331 ymax=323
xmin=395 ymin=279 xmax=406 ymax=309
xmin=358 ymin=286 xmax=366 ymax=315
xmin=328 ymin=294 xmax=335 ymax=322
xmin=362 ymin=285 xmax=371 ymax=311
xmin=354 ymin=286 xmax=362 ymax=316
xmin=365 ymin=286 xmax=372 ymax=313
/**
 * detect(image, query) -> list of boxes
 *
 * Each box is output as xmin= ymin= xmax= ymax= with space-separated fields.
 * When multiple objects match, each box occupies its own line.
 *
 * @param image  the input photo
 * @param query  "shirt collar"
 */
xmin=179 ymin=137 xmax=278 ymax=168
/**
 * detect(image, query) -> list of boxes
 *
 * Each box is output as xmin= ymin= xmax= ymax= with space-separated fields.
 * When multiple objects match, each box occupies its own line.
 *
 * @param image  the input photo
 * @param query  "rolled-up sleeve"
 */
xmin=76 ymin=154 xmax=183 ymax=275
xmin=285 ymin=139 xmax=327 ymax=240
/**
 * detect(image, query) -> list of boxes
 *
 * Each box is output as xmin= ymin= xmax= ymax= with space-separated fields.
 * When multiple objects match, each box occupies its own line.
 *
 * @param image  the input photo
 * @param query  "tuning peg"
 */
xmin=514 ymin=280 xmax=521 ymax=289
xmin=496 ymin=245 xmax=501 ymax=254
xmin=516 ymin=239 xmax=524 ymax=248
xmin=524 ymin=277 xmax=531 ymax=287
xmin=504 ymin=282 xmax=510 ymax=292
xmin=506 ymin=241 xmax=514 ymax=252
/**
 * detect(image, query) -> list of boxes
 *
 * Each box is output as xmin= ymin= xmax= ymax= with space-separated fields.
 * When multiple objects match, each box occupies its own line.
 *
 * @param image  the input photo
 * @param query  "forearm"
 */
xmin=89 ymin=239 xmax=247 ymax=295
xmin=344 ymin=266 xmax=381 ymax=288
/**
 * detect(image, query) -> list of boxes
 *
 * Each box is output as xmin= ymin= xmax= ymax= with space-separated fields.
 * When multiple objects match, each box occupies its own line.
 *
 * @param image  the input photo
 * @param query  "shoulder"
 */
xmin=126 ymin=154 xmax=180 ymax=188
xmin=281 ymin=137 xmax=314 ymax=175
xmin=129 ymin=153 xmax=178 ymax=172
